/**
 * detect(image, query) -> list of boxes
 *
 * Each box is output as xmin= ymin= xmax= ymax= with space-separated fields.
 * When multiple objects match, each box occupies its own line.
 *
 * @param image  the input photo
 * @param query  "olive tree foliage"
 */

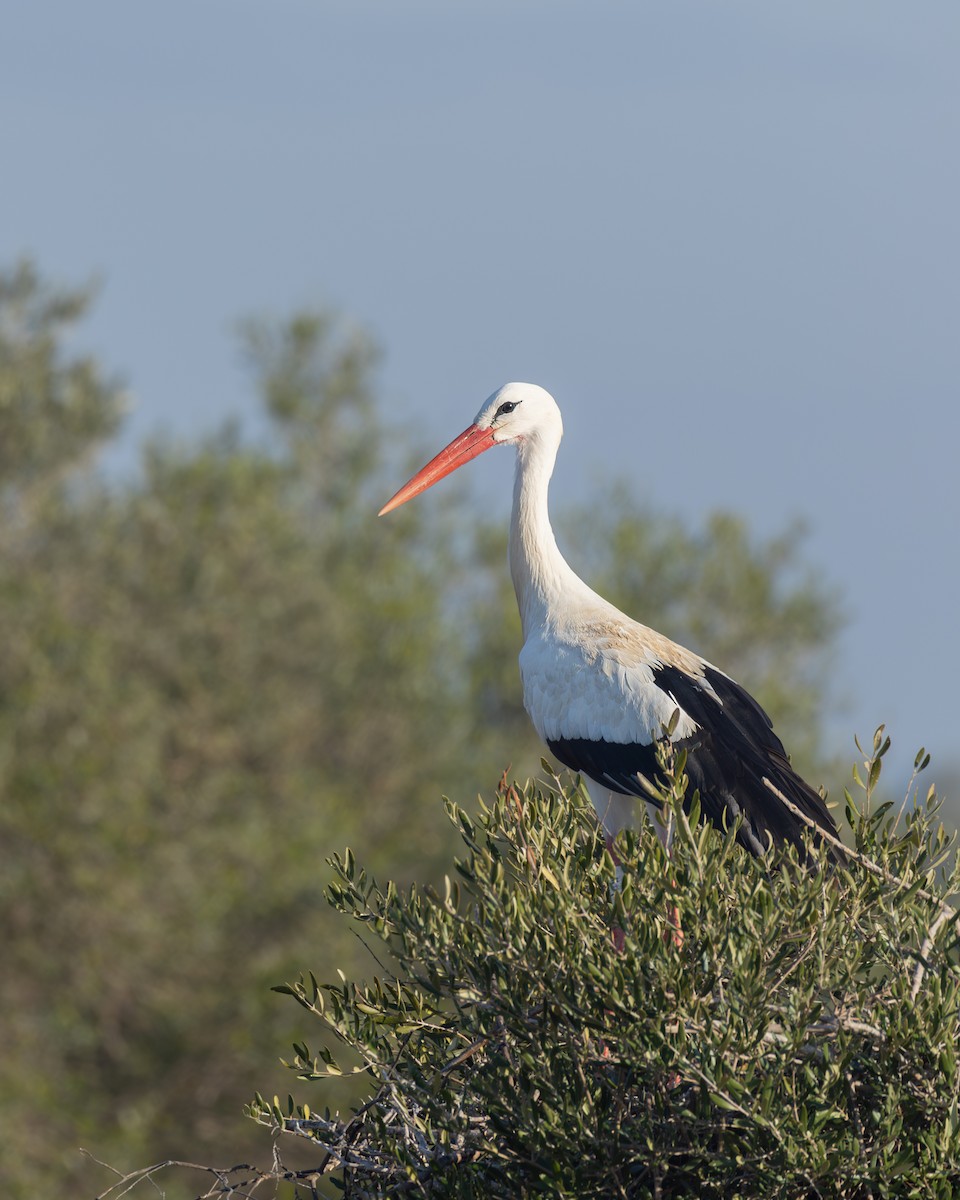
xmin=108 ymin=734 xmax=960 ymax=1200
xmin=0 ymin=261 xmax=847 ymax=1198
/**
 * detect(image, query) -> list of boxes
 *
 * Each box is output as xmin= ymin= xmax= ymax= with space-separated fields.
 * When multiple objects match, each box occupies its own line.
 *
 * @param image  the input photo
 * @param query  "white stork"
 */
xmin=379 ymin=382 xmax=839 ymax=861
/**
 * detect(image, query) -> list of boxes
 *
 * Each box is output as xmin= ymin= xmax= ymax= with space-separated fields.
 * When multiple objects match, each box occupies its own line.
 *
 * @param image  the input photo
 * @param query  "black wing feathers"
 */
xmin=549 ymin=663 xmax=839 ymax=860
xmin=546 ymin=736 xmax=665 ymax=801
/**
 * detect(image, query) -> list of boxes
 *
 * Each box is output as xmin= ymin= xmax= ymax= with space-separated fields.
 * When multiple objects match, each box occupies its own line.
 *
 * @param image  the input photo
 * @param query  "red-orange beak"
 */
xmin=378 ymin=424 xmax=496 ymax=516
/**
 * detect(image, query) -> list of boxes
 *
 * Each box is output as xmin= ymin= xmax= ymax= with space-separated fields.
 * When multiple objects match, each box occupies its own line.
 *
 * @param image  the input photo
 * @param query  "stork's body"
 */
xmin=380 ymin=382 xmax=838 ymax=858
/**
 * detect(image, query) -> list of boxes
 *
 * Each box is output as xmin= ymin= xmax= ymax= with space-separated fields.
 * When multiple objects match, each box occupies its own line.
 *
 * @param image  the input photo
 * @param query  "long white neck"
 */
xmin=508 ymin=434 xmax=590 ymax=636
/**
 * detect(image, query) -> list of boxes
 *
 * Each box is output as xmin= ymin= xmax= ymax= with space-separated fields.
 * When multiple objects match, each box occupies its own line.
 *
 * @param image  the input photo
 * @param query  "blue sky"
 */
xmin=3 ymin=0 xmax=958 ymax=790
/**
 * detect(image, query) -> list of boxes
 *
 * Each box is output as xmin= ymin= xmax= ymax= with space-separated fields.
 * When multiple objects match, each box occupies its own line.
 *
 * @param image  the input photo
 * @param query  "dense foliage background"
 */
xmin=0 ymin=261 xmax=952 ymax=1196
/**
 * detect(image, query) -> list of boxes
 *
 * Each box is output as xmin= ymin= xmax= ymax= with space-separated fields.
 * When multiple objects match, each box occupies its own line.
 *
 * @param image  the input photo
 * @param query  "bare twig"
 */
xmin=762 ymin=778 xmax=954 ymax=914
xmin=911 ymin=904 xmax=955 ymax=1001
xmin=86 ymin=1153 xmax=289 ymax=1200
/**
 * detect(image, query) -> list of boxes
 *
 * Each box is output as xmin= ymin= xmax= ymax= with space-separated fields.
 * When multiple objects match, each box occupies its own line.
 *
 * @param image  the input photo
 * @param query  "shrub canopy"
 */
xmin=180 ymin=731 xmax=960 ymax=1200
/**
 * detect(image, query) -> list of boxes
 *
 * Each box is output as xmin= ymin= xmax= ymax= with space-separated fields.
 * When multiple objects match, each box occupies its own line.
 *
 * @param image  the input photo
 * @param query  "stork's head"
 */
xmin=378 ymin=382 xmax=562 ymax=516
xmin=474 ymin=382 xmax=562 ymax=445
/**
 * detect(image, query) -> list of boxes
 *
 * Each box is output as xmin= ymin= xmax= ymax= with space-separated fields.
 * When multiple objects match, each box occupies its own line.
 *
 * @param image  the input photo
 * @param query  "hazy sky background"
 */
xmin=3 ymin=0 xmax=958 ymax=790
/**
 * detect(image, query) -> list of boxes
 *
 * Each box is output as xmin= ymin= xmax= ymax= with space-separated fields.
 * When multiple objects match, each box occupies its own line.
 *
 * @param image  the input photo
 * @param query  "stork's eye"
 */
xmin=496 ymin=400 xmax=519 ymax=418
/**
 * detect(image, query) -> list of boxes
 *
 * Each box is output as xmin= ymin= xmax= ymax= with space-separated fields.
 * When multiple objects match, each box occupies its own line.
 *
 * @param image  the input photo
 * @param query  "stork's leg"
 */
xmin=665 ymin=898 xmax=684 ymax=949
xmin=594 ymin=787 xmax=683 ymax=950
xmin=604 ymin=833 xmax=627 ymax=952
xmin=652 ymin=808 xmax=685 ymax=950
xmin=603 ymin=829 xmax=681 ymax=950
